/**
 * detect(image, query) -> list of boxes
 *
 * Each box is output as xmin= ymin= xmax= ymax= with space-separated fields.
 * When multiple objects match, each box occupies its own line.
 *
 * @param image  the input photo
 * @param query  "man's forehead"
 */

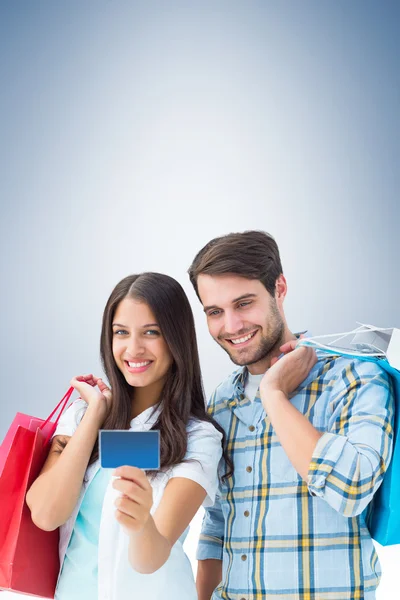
xmin=197 ymin=274 xmax=263 ymax=305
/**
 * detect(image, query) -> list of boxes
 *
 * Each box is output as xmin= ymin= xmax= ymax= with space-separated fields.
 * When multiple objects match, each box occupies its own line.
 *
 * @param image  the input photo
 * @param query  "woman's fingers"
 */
xmin=70 ymin=377 xmax=91 ymax=391
xmin=97 ymin=378 xmax=108 ymax=391
xmin=71 ymin=374 xmax=96 ymax=387
xmin=114 ymin=505 xmax=144 ymax=533
xmin=71 ymin=374 xmax=107 ymax=390
xmin=115 ymin=495 xmax=141 ymax=518
xmin=113 ymin=466 xmax=150 ymax=491
xmin=112 ymin=478 xmax=147 ymax=503
xmin=97 ymin=378 xmax=112 ymax=399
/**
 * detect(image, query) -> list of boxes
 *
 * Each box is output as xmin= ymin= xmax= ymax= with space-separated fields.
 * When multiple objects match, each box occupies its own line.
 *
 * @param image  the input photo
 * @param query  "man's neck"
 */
xmin=247 ymin=328 xmax=297 ymax=375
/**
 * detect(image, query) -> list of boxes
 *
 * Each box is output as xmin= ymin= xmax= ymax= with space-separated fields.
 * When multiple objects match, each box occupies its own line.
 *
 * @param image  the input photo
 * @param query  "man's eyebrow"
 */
xmin=232 ymin=293 xmax=257 ymax=303
xmin=203 ymin=294 xmax=257 ymax=313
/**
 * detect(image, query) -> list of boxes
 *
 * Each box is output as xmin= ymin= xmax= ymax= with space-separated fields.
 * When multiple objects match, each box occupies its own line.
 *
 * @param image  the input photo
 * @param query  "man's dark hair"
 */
xmin=188 ymin=230 xmax=283 ymax=300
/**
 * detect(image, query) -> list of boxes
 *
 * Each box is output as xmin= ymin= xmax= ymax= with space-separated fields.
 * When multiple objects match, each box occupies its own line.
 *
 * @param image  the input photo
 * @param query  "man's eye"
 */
xmin=238 ymin=301 xmax=251 ymax=308
xmin=209 ymin=310 xmax=221 ymax=317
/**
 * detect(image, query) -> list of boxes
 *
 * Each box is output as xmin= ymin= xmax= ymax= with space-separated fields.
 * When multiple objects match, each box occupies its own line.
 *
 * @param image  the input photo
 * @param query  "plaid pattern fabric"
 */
xmin=197 ymin=352 xmax=394 ymax=600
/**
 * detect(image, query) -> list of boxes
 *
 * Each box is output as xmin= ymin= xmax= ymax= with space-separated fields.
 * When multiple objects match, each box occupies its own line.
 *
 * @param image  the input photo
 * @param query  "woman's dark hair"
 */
xmin=188 ymin=230 xmax=283 ymax=299
xmin=89 ymin=272 xmax=232 ymax=480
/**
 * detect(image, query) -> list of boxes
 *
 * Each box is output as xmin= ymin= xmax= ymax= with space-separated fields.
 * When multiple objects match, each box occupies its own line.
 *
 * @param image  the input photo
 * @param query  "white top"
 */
xmin=54 ymin=399 xmax=223 ymax=600
xmin=244 ymin=372 xmax=264 ymax=402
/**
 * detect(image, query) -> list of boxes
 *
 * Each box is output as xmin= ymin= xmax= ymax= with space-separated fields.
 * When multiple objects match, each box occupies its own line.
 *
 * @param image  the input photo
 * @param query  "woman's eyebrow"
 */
xmin=112 ymin=322 xmax=160 ymax=328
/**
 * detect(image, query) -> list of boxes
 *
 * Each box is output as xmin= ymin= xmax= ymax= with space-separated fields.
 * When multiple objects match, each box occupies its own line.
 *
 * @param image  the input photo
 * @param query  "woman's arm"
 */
xmin=26 ymin=403 xmax=105 ymax=530
xmin=26 ymin=375 xmax=111 ymax=531
xmin=112 ymin=467 xmax=207 ymax=574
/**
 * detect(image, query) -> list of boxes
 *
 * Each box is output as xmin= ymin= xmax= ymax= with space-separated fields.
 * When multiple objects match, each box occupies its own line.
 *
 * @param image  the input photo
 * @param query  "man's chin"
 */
xmin=225 ymin=347 xmax=259 ymax=367
xmin=217 ymin=339 xmax=260 ymax=366
xmin=230 ymin=356 xmax=251 ymax=366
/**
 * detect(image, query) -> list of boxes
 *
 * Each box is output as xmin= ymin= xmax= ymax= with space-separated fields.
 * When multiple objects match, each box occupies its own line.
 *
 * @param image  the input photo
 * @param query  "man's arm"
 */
xmin=260 ymin=344 xmax=322 ymax=480
xmin=197 ymin=559 xmax=222 ymax=600
xmin=261 ymin=347 xmax=394 ymax=516
xmin=196 ymin=496 xmax=224 ymax=600
xmin=261 ymin=388 xmax=322 ymax=480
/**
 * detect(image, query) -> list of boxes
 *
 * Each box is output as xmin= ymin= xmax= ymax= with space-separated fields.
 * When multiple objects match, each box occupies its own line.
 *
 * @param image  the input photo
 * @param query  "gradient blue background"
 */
xmin=0 ymin=1 xmax=399 ymax=597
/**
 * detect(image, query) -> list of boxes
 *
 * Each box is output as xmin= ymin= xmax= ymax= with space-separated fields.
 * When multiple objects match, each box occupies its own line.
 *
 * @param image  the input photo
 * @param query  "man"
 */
xmin=188 ymin=230 xmax=394 ymax=600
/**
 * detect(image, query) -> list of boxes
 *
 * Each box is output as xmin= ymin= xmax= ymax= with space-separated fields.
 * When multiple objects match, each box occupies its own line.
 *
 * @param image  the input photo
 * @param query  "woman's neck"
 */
xmin=130 ymin=379 xmax=164 ymax=419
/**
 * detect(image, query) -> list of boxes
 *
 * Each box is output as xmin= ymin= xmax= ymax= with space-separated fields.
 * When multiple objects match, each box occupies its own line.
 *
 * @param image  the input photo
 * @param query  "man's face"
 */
xmin=197 ymin=274 xmax=285 ymax=369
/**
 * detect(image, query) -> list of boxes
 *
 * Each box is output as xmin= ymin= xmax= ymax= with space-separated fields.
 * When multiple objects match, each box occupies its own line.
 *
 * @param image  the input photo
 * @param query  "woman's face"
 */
xmin=112 ymin=298 xmax=173 ymax=390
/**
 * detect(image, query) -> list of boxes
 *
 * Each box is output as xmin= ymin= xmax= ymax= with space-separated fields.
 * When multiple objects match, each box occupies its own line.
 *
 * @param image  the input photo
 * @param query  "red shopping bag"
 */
xmin=0 ymin=387 xmax=74 ymax=598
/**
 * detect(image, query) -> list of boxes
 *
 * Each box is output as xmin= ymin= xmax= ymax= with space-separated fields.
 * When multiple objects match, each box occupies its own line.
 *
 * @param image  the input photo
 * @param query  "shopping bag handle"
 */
xmin=41 ymin=386 xmax=75 ymax=446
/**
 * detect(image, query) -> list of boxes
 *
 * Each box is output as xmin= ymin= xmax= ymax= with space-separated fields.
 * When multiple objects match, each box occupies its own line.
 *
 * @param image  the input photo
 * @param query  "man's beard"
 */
xmin=217 ymin=302 xmax=285 ymax=367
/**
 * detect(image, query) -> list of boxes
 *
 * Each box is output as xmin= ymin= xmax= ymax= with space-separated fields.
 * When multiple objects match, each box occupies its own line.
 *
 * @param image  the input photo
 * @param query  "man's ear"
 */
xmin=275 ymin=274 xmax=288 ymax=305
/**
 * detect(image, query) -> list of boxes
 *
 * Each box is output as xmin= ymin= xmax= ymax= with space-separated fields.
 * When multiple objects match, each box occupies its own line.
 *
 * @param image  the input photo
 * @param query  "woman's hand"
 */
xmin=112 ymin=466 xmax=153 ymax=535
xmin=70 ymin=374 xmax=112 ymax=425
xmin=260 ymin=341 xmax=317 ymax=400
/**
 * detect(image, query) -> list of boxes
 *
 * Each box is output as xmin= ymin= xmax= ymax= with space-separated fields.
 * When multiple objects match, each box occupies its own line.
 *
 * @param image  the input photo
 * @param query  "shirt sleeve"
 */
xmin=168 ymin=420 xmax=223 ymax=508
xmin=307 ymin=359 xmax=395 ymax=517
xmin=52 ymin=399 xmax=87 ymax=438
xmin=196 ymin=493 xmax=224 ymax=561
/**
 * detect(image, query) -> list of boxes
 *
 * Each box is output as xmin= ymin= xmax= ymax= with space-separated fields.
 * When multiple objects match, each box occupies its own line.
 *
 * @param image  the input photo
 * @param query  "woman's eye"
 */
xmin=145 ymin=330 xmax=160 ymax=336
xmin=113 ymin=329 xmax=128 ymax=336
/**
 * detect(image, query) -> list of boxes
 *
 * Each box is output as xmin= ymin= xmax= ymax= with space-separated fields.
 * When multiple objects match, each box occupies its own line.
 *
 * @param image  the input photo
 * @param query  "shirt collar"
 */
xmin=129 ymin=403 xmax=162 ymax=430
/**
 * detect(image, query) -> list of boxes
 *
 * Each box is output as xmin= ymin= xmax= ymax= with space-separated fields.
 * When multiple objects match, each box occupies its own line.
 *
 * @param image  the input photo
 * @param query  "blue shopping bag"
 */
xmin=300 ymin=335 xmax=400 ymax=546
xmin=358 ymin=357 xmax=400 ymax=546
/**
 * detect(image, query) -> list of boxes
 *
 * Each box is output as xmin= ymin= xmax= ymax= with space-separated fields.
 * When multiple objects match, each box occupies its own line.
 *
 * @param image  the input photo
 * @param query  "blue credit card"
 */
xmin=99 ymin=430 xmax=160 ymax=470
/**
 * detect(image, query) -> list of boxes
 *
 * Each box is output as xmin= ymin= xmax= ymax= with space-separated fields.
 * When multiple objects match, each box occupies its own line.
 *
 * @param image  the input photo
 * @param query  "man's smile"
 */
xmin=225 ymin=330 xmax=258 ymax=347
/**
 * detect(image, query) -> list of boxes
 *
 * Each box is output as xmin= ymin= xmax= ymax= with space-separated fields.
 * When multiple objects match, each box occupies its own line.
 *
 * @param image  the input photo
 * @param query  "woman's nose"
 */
xmin=126 ymin=335 xmax=146 ymax=357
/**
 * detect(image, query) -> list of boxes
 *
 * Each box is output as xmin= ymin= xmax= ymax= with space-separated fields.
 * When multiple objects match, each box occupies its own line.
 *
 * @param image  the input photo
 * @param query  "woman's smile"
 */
xmin=124 ymin=360 xmax=153 ymax=374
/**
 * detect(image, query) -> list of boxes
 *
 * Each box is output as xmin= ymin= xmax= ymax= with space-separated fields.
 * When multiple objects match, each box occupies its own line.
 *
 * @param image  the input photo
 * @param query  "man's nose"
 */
xmin=223 ymin=311 xmax=244 ymax=336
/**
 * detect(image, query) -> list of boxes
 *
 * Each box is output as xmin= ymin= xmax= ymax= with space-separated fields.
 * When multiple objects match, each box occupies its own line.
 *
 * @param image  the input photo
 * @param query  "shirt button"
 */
xmin=241 ymin=554 xmax=247 ymax=561
xmin=246 ymin=466 xmax=252 ymax=473
xmin=248 ymin=425 xmax=255 ymax=432
xmin=244 ymin=510 xmax=250 ymax=517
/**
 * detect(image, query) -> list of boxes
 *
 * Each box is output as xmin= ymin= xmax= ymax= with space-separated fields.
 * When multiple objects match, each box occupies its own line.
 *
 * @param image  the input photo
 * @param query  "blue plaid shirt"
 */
xmin=197 ymin=352 xmax=394 ymax=600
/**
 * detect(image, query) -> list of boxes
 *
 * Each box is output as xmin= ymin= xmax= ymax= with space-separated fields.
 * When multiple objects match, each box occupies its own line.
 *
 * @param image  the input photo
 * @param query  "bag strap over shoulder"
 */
xmin=40 ymin=387 xmax=75 ymax=446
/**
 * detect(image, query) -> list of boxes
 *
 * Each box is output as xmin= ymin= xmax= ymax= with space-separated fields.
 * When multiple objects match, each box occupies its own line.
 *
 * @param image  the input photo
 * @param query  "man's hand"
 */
xmin=260 ymin=342 xmax=317 ymax=402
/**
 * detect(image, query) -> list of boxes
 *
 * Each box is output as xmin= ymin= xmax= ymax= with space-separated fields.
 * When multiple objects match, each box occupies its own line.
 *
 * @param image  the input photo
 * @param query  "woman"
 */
xmin=27 ymin=272 xmax=230 ymax=600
